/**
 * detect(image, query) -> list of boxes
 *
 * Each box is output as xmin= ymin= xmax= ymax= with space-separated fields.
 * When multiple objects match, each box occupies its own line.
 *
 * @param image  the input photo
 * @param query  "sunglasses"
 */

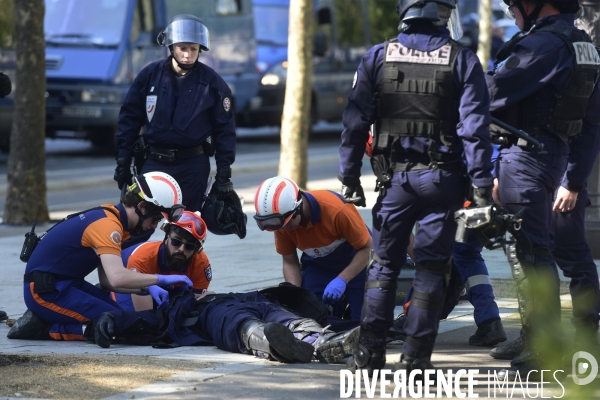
xmin=253 ymin=207 xmax=300 ymax=232
xmin=169 ymin=236 xmax=198 ymax=251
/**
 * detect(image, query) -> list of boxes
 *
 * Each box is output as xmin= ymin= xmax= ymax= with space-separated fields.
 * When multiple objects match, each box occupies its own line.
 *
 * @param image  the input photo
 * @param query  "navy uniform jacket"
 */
xmin=115 ymin=57 xmax=236 ymax=171
xmin=339 ymin=23 xmax=494 ymax=189
xmin=485 ymin=14 xmax=600 ymax=192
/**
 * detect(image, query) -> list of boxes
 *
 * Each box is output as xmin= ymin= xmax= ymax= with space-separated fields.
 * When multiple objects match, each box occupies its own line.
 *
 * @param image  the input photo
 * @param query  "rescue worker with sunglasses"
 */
xmin=253 ymin=177 xmax=372 ymax=322
xmin=7 ymin=172 xmax=193 ymax=341
xmin=113 ymin=211 xmax=212 ymax=311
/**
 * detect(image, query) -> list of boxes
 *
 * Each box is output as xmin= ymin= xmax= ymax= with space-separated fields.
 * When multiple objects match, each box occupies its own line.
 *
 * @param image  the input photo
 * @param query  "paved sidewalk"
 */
xmin=1 ymin=174 xmax=598 ymax=398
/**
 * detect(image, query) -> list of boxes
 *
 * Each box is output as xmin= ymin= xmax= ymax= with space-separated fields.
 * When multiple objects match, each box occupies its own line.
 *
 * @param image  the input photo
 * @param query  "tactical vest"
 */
xmin=502 ymin=24 xmax=600 ymax=141
xmin=375 ymin=38 xmax=461 ymax=167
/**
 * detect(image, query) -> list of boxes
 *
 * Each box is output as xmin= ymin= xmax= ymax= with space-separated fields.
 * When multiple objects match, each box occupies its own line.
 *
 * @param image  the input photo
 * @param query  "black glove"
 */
xmin=94 ymin=312 xmax=115 ymax=349
xmin=342 ymin=184 xmax=366 ymax=207
xmin=213 ymin=168 xmax=233 ymax=194
xmin=472 ymin=185 xmax=493 ymax=207
xmin=0 ymin=73 xmax=11 ymax=98
xmin=114 ymin=157 xmax=133 ymax=190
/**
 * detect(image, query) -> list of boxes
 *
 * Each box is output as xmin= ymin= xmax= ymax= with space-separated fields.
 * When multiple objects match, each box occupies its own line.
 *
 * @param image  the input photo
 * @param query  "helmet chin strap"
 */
xmin=169 ymin=46 xmax=199 ymax=71
xmin=129 ymin=205 xmax=155 ymax=236
xmin=515 ymin=1 xmax=545 ymax=31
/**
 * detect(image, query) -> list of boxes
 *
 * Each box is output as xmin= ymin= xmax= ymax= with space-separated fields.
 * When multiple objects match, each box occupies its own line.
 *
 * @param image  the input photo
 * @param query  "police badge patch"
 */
xmin=205 ymin=265 xmax=212 ymax=281
xmin=146 ymin=95 xmax=157 ymax=122
xmin=223 ymin=97 xmax=231 ymax=112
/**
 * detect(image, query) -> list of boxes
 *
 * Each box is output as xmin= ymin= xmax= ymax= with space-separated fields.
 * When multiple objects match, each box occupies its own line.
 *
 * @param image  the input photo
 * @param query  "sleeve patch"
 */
xmin=110 ymin=231 xmax=122 ymax=245
xmin=204 ymin=265 xmax=212 ymax=281
xmin=223 ymin=97 xmax=231 ymax=112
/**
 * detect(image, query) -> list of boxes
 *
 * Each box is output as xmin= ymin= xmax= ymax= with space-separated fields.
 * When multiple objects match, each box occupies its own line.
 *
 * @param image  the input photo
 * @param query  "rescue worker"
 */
xmin=114 ymin=14 xmax=236 ymax=215
xmin=0 ymin=71 xmax=10 ymax=323
xmin=7 ymin=172 xmax=194 ymax=341
xmin=113 ymin=211 xmax=212 ymax=311
xmin=253 ymin=177 xmax=372 ymax=321
xmin=94 ymin=287 xmax=361 ymax=365
xmin=339 ymin=0 xmax=494 ymax=375
xmin=488 ymin=0 xmax=600 ymax=378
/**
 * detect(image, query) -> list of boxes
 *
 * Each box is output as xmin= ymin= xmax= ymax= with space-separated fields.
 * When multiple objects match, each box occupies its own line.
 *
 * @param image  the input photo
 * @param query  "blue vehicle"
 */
xmin=242 ymin=0 xmax=373 ymax=127
xmin=0 ymin=0 xmax=261 ymax=151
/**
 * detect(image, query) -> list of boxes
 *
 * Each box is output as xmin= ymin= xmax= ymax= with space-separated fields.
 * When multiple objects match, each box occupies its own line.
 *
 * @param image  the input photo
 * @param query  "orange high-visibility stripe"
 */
xmin=272 ymin=180 xmax=287 ymax=214
xmin=29 ymin=282 xmax=90 ymax=323
xmin=49 ymin=332 xmax=85 ymax=341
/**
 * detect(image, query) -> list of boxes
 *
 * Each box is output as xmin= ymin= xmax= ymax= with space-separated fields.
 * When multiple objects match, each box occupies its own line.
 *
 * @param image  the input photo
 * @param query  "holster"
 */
xmin=202 ymin=135 xmax=215 ymax=157
xmin=133 ymin=136 xmax=147 ymax=175
xmin=370 ymin=154 xmax=392 ymax=195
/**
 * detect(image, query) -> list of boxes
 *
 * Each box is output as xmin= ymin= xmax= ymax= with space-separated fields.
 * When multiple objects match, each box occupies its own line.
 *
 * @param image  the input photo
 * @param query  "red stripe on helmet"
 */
xmin=151 ymin=175 xmax=179 ymax=204
xmin=272 ymin=180 xmax=287 ymax=214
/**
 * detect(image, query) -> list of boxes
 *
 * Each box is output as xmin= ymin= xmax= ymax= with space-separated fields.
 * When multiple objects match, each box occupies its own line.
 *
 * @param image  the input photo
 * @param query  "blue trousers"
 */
xmin=302 ymin=264 xmax=366 ymax=320
xmin=552 ymin=187 xmax=600 ymax=328
xmin=24 ymin=279 xmax=122 ymax=340
xmin=453 ymin=231 xmax=500 ymax=326
xmin=362 ymin=169 xmax=464 ymax=358
xmin=142 ymin=153 xmax=210 ymax=213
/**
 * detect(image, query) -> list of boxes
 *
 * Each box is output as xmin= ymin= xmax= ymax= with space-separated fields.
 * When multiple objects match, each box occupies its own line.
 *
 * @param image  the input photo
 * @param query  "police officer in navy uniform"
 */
xmin=488 ymin=0 xmax=600 ymax=378
xmin=339 ymin=0 xmax=494 ymax=374
xmin=114 ymin=14 xmax=236 ymax=215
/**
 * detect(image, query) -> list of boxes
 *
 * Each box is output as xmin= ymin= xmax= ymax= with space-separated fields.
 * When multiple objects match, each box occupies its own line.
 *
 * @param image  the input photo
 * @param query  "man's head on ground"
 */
xmin=120 ymin=171 xmax=184 ymax=235
xmin=162 ymin=211 xmax=207 ymax=271
xmin=254 ymin=176 xmax=304 ymax=232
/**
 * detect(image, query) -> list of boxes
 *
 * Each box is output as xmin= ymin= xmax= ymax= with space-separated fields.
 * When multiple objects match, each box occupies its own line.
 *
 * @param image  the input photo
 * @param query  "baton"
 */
xmin=490 ymin=117 xmax=544 ymax=150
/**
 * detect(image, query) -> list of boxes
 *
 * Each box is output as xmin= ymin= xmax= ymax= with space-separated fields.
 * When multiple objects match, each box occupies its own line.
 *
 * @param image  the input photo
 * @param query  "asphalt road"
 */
xmin=0 ymin=131 xmax=344 ymax=232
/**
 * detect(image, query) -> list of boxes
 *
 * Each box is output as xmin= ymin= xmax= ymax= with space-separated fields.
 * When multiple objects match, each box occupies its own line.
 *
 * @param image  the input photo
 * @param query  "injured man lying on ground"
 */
xmin=87 ymin=283 xmax=361 ymax=364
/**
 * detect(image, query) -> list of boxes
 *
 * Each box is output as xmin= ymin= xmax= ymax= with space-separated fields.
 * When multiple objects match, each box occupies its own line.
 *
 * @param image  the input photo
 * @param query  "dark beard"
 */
xmin=165 ymin=248 xmax=192 ymax=272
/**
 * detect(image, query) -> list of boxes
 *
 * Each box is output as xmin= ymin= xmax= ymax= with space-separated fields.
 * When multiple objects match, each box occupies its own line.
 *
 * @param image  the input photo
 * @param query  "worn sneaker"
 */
xmin=469 ymin=319 xmax=507 ymax=347
xmin=490 ymin=329 xmax=526 ymax=360
xmin=7 ymin=310 xmax=51 ymax=340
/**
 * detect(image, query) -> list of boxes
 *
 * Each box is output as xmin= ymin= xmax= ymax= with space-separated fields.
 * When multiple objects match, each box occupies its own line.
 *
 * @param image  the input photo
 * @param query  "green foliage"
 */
xmin=368 ymin=0 xmax=399 ymax=44
xmin=0 ymin=0 xmax=15 ymax=49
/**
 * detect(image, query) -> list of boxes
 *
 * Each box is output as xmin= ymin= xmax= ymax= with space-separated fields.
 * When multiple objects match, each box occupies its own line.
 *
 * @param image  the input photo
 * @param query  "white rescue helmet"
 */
xmin=133 ymin=171 xmax=183 ymax=208
xmin=254 ymin=177 xmax=303 ymax=231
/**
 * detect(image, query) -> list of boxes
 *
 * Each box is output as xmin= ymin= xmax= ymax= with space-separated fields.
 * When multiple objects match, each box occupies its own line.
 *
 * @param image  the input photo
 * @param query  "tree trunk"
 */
xmin=476 ymin=0 xmax=492 ymax=71
xmin=4 ymin=0 xmax=48 ymax=224
xmin=578 ymin=0 xmax=600 ymax=256
xmin=277 ymin=0 xmax=314 ymax=188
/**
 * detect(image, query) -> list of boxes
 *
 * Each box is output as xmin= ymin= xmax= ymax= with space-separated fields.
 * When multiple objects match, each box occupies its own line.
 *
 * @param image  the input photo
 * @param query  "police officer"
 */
xmin=114 ymin=211 xmax=212 ymax=311
xmin=7 ymin=172 xmax=194 ymax=341
xmin=488 ymin=0 xmax=600 ymax=378
xmin=339 ymin=0 xmax=494 ymax=374
xmin=114 ymin=14 xmax=236 ymax=215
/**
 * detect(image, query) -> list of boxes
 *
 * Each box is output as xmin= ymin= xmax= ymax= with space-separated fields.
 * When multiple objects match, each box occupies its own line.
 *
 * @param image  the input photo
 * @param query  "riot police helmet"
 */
xmin=253 ymin=177 xmax=303 ymax=232
xmin=157 ymin=14 xmax=210 ymax=51
xmin=201 ymin=188 xmax=247 ymax=239
xmin=397 ymin=0 xmax=463 ymax=39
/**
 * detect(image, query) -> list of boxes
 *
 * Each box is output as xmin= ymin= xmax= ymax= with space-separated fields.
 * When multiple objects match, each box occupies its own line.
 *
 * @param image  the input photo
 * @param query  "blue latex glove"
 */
xmin=156 ymin=274 xmax=193 ymax=288
xmin=148 ymin=285 xmax=169 ymax=309
xmin=322 ymin=277 xmax=347 ymax=303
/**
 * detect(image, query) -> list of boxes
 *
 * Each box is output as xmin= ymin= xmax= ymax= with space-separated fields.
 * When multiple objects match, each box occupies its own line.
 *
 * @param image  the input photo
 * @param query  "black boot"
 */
xmin=469 ymin=318 xmax=507 ymax=347
xmin=490 ymin=329 xmax=526 ymax=360
xmin=395 ymin=354 xmax=435 ymax=383
xmin=0 ymin=310 xmax=7 ymax=322
xmin=94 ymin=312 xmax=115 ymax=348
xmin=240 ymin=319 xmax=314 ymax=363
xmin=314 ymin=326 xmax=360 ymax=364
xmin=7 ymin=310 xmax=51 ymax=340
